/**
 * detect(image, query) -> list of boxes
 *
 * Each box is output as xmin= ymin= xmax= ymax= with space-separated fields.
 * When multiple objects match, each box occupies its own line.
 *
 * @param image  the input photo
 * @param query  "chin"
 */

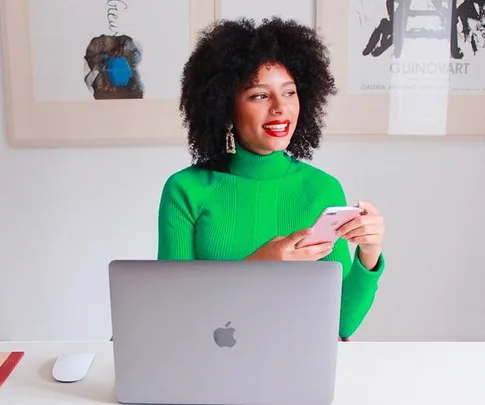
xmin=244 ymin=134 xmax=292 ymax=155
xmin=267 ymin=136 xmax=292 ymax=151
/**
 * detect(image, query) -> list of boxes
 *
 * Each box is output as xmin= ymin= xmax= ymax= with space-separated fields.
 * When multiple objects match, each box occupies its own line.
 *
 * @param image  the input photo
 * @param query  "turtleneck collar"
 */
xmin=228 ymin=142 xmax=293 ymax=180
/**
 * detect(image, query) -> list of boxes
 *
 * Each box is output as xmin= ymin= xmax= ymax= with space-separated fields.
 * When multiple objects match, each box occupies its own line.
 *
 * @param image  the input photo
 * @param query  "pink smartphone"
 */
xmin=297 ymin=206 xmax=363 ymax=248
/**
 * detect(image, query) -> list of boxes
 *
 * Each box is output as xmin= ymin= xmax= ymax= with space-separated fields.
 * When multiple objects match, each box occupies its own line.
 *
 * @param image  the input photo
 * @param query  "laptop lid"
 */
xmin=109 ymin=260 xmax=342 ymax=405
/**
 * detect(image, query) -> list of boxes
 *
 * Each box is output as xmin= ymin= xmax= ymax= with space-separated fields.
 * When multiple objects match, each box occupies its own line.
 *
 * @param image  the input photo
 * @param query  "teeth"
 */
xmin=263 ymin=123 xmax=288 ymax=131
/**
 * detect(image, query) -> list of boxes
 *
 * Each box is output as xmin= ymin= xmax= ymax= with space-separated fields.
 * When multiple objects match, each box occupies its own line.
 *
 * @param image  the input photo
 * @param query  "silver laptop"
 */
xmin=108 ymin=260 xmax=343 ymax=405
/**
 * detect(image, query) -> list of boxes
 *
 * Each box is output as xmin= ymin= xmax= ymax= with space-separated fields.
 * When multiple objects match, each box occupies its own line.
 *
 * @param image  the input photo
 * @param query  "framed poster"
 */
xmin=317 ymin=0 xmax=485 ymax=137
xmin=0 ymin=0 xmax=216 ymax=147
xmin=214 ymin=0 xmax=315 ymax=26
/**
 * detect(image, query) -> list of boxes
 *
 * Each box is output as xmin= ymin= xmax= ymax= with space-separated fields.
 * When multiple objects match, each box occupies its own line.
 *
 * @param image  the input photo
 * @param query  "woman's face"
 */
xmin=233 ymin=63 xmax=300 ymax=155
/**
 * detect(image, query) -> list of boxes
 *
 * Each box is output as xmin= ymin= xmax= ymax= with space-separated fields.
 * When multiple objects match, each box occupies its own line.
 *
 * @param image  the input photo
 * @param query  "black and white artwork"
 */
xmin=349 ymin=0 xmax=485 ymax=93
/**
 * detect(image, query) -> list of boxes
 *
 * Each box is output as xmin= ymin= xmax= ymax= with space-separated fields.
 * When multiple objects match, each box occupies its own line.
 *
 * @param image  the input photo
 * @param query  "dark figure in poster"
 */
xmin=362 ymin=0 xmax=484 ymax=59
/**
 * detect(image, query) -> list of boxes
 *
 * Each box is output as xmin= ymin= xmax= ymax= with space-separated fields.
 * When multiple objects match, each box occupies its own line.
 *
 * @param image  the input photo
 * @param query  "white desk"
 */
xmin=1 ymin=341 xmax=484 ymax=404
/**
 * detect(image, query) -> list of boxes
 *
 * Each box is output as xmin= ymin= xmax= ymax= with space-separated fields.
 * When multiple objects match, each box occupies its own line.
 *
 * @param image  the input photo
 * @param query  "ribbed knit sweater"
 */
xmin=157 ymin=144 xmax=385 ymax=338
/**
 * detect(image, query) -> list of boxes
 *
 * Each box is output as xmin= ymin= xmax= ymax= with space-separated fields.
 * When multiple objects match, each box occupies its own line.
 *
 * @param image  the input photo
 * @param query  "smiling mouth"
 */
xmin=262 ymin=120 xmax=290 ymax=137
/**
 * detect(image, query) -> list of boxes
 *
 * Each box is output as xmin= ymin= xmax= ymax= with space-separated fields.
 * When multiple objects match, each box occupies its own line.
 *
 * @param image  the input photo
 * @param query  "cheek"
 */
xmin=291 ymin=99 xmax=300 ymax=116
xmin=236 ymin=103 xmax=265 ymax=130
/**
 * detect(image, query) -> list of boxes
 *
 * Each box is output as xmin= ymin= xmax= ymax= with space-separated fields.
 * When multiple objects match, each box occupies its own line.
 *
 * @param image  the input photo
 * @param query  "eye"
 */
xmin=249 ymin=93 xmax=268 ymax=100
xmin=284 ymin=90 xmax=297 ymax=97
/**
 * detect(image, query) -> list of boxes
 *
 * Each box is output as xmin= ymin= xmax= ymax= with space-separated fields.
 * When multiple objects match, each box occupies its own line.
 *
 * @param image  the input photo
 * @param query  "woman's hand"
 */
xmin=336 ymin=201 xmax=385 ymax=269
xmin=245 ymin=228 xmax=334 ymax=261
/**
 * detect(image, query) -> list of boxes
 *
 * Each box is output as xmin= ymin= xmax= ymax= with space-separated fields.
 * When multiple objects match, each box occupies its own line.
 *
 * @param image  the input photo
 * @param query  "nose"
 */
xmin=270 ymin=99 xmax=285 ymax=115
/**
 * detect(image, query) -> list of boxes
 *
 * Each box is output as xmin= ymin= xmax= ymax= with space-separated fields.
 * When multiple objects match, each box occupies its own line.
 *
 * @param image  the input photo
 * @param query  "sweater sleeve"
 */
xmin=338 ymin=245 xmax=385 ymax=338
xmin=157 ymin=173 xmax=197 ymax=260
xmin=323 ymin=177 xmax=386 ymax=339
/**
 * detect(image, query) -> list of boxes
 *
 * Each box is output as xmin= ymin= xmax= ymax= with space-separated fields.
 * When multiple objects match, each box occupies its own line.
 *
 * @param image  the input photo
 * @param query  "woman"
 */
xmin=157 ymin=17 xmax=385 ymax=339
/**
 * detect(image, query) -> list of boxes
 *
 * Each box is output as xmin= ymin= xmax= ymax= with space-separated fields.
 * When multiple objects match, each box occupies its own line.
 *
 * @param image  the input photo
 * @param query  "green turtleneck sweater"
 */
xmin=157 ymin=145 xmax=385 ymax=338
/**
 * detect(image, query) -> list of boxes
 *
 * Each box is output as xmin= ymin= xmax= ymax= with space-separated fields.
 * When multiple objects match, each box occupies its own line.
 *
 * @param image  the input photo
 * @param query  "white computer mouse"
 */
xmin=52 ymin=352 xmax=96 ymax=383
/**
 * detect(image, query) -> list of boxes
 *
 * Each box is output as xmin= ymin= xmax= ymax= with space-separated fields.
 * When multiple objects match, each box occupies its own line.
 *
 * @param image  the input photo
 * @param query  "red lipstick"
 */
xmin=262 ymin=119 xmax=290 ymax=137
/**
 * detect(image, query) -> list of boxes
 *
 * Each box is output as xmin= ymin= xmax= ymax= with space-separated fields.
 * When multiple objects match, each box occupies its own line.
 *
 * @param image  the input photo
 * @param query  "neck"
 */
xmin=228 ymin=142 xmax=293 ymax=180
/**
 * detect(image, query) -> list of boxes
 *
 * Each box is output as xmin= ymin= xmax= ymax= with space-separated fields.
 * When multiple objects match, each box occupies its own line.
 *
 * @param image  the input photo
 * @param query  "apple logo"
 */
xmin=213 ymin=321 xmax=236 ymax=348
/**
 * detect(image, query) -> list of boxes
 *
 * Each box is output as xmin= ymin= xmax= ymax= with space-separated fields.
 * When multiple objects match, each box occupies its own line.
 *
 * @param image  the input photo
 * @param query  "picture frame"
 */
xmin=316 ymin=0 xmax=485 ymax=139
xmin=0 ymin=0 xmax=216 ymax=148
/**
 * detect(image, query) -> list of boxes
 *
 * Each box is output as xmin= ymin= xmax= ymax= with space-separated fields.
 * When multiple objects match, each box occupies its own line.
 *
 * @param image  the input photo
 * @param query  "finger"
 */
xmin=312 ymin=247 xmax=334 ymax=260
xmin=347 ymin=235 xmax=383 ymax=245
xmin=358 ymin=200 xmax=380 ymax=215
xmin=293 ymin=243 xmax=333 ymax=260
xmin=283 ymin=228 xmax=314 ymax=247
xmin=341 ymin=224 xmax=382 ymax=240
xmin=336 ymin=214 xmax=373 ymax=236
xmin=309 ymin=244 xmax=334 ymax=260
xmin=299 ymin=242 xmax=334 ymax=256
xmin=294 ymin=246 xmax=334 ymax=261
xmin=335 ymin=219 xmax=360 ymax=236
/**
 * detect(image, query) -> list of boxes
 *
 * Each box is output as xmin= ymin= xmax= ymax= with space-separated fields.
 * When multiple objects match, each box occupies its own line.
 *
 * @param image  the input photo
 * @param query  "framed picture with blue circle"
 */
xmin=0 ymin=0 xmax=216 ymax=147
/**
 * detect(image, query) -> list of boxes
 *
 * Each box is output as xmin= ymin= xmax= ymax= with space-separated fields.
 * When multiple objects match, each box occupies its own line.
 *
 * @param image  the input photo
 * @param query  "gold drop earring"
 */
xmin=226 ymin=123 xmax=236 ymax=154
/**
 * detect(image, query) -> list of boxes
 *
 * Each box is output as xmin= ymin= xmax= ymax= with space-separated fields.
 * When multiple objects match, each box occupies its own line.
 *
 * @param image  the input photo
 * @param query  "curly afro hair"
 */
xmin=179 ymin=16 xmax=337 ymax=172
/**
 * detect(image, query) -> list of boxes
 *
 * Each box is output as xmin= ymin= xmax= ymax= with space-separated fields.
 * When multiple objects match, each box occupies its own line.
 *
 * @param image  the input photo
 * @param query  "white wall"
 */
xmin=1 ymin=0 xmax=485 ymax=342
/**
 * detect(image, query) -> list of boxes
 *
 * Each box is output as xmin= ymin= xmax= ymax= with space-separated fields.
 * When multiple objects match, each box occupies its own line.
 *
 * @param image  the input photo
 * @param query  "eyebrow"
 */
xmin=244 ymin=81 xmax=295 ymax=90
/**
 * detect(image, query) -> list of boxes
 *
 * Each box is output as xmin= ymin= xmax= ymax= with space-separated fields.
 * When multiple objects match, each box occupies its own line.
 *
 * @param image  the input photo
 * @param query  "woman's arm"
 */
xmin=358 ymin=247 xmax=381 ymax=271
xmin=322 ymin=178 xmax=386 ymax=338
xmin=157 ymin=175 xmax=197 ymax=260
xmin=332 ymin=241 xmax=385 ymax=338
